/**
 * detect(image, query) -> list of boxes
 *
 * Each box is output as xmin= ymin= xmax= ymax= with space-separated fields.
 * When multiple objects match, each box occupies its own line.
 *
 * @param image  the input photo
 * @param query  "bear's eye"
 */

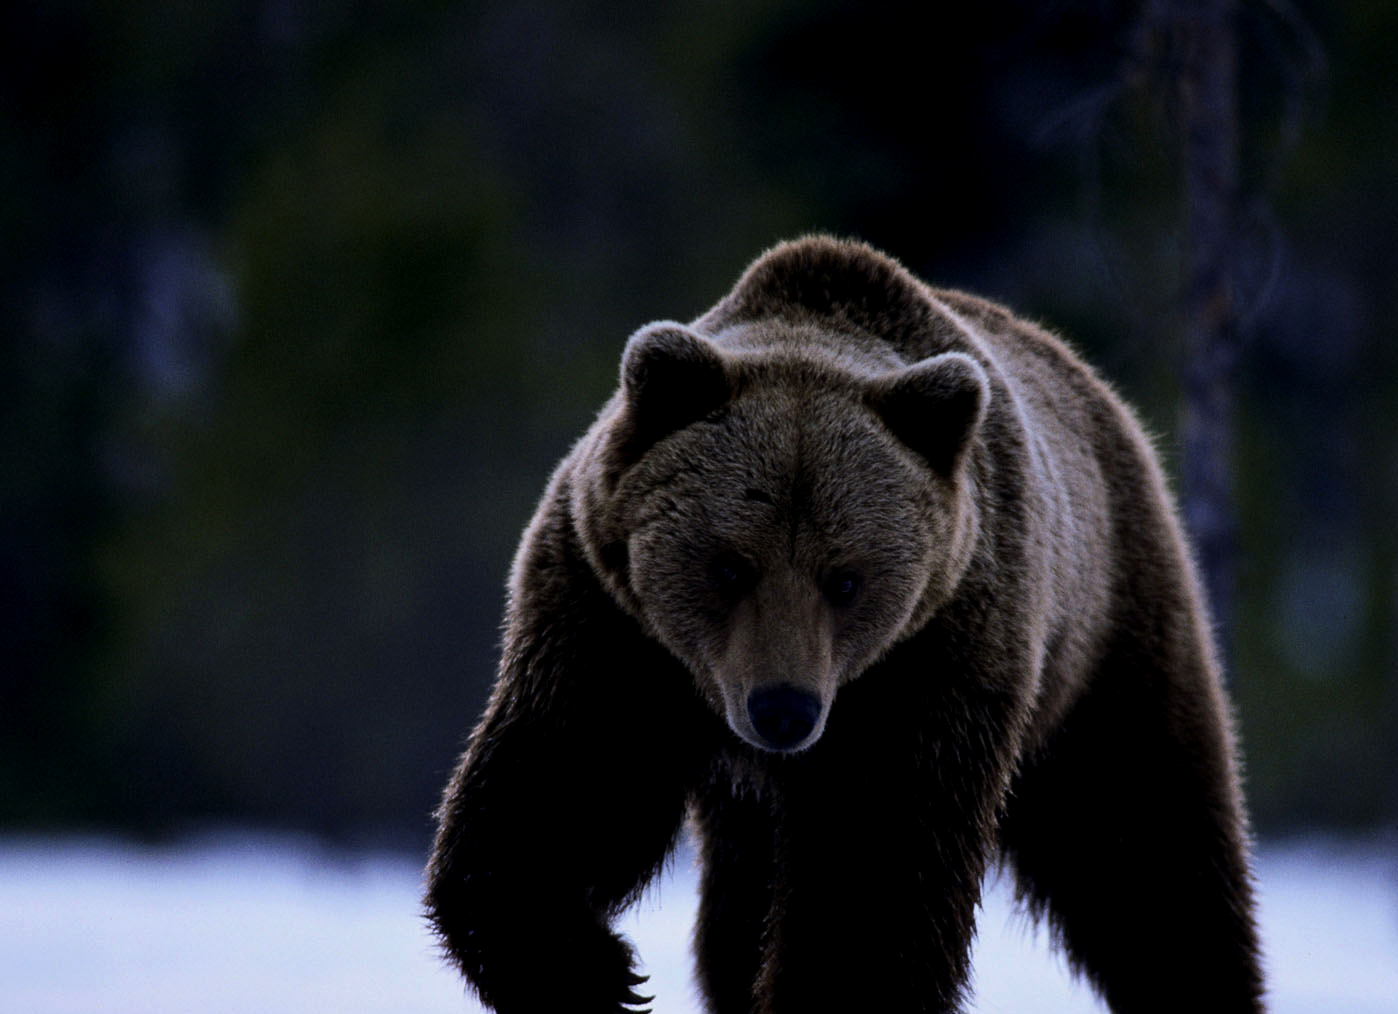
xmin=710 ymin=551 xmax=758 ymax=597
xmin=821 ymin=568 xmax=862 ymax=608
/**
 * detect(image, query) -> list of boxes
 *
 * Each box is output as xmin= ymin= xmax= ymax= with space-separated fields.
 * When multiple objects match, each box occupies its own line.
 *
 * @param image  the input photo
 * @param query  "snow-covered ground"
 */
xmin=2 ymin=833 xmax=1394 ymax=1013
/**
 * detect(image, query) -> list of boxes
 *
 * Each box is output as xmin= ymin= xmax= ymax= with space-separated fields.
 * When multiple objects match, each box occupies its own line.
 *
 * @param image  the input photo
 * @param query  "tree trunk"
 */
xmin=1177 ymin=0 xmax=1242 ymax=672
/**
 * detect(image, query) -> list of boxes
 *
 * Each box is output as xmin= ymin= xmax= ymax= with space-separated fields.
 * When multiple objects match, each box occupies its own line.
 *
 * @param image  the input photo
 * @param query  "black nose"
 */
xmin=747 ymin=685 xmax=821 ymax=751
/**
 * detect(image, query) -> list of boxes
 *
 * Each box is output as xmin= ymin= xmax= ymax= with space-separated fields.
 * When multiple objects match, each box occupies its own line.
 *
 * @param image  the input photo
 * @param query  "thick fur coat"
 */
xmin=425 ymin=237 xmax=1264 ymax=1013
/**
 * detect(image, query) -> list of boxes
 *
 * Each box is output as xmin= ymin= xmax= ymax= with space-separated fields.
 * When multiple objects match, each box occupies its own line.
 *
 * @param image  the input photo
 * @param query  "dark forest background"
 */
xmin=4 ymin=0 xmax=1395 ymax=848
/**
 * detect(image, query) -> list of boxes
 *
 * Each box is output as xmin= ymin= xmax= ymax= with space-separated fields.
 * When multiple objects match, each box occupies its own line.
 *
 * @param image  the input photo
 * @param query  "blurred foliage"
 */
xmin=2 ymin=0 xmax=1394 ymax=842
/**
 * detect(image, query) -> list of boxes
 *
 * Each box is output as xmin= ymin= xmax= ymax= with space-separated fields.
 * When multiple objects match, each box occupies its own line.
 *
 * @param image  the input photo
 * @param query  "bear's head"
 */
xmin=574 ymin=316 xmax=989 ymax=754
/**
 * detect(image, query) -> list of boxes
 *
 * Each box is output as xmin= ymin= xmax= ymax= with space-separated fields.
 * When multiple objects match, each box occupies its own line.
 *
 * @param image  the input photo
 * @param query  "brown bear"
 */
xmin=425 ymin=236 xmax=1264 ymax=1013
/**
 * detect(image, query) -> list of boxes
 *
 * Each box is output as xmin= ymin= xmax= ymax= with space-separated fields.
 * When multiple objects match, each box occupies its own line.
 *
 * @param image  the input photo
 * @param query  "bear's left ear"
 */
xmin=866 ymin=352 xmax=989 ymax=476
xmin=617 ymin=322 xmax=731 ymax=461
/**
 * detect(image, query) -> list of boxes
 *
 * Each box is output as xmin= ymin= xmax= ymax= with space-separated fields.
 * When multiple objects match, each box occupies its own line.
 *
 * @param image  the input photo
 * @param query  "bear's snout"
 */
xmin=746 ymin=685 xmax=822 ymax=751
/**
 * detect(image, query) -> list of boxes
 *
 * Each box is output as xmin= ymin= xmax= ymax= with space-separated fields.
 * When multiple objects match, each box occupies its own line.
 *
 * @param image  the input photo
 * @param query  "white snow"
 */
xmin=1 ymin=833 xmax=1393 ymax=1013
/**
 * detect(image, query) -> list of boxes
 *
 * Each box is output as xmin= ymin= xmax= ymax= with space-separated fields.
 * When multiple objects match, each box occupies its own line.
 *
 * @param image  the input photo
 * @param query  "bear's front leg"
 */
xmin=757 ymin=753 xmax=986 ymax=1013
xmin=691 ymin=777 xmax=781 ymax=1014
xmin=751 ymin=662 xmax=1022 ymax=1014
xmin=427 ymin=662 xmax=701 ymax=1013
xmin=428 ymin=728 xmax=670 ymax=1014
xmin=425 ymin=494 xmax=712 ymax=1013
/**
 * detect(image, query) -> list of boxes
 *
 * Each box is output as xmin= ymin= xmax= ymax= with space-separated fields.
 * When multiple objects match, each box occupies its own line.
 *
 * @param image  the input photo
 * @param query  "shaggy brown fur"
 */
xmin=425 ymin=236 xmax=1264 ymax=1013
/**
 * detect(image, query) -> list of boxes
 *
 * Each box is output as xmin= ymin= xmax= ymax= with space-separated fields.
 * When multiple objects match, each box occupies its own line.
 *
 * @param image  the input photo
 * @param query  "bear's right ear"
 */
xmin=866 ymin=352 xmax=989 ymax=476
xmin=616 ymin=323 xmax=731 ymax=461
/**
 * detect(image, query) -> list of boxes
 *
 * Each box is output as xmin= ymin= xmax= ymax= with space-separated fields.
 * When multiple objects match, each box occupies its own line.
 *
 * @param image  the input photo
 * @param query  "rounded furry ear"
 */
xmin=618 ymin=323 xmax=730 ymax=460
xmin=867 ymin=352 xmax=989 ymax=475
